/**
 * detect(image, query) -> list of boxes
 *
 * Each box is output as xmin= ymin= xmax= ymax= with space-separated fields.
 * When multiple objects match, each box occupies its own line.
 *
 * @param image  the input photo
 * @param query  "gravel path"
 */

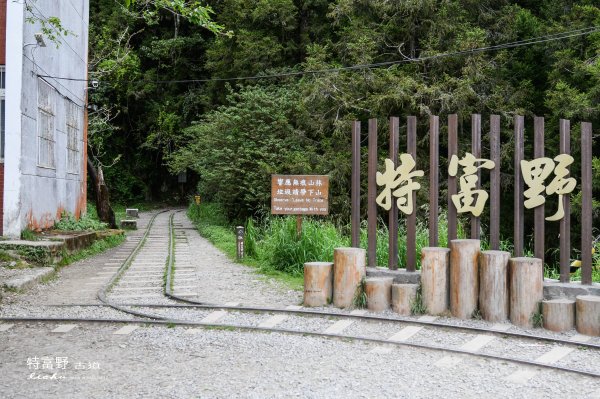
xmin=172 ymin=211 xmax=302 ymax=307
xmin=1 ymin=322 xmax=599 ymax=399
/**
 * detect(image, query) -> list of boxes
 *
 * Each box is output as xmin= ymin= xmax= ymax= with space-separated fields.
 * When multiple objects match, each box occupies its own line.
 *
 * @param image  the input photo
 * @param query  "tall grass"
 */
xmin=189 ymin=203 xmax=467 ymax=278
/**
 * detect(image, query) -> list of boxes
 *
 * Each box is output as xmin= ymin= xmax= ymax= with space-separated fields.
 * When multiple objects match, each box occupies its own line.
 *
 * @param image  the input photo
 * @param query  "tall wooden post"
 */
xmin=489 ymin=115 xmax=501 ymax=250
xmin=389 ymin=117 xmax=400 ymax=270
xmin=429 ymin=115 xmax=439 ymax=247
xmin=447 ymin=114 xmax=458 ymax=244
xmin=534 ymin=117 xmax=545 ymax=263
xmin=471 ymin=114 xmax=481 ymax=239
xmin=514 ymin=115 xmax=525 ymax=257
xmin=406 ymin=116 xmax=417 ymax=272
xmin=559 ymin=119 xmax=571 ymax=283
xmin=368 ymin=119 xmax=378 ymax=267
xmin=351 ymin=121 xmax=361 ymax=248
xmin=581 ymin=122 xmax=593 ymax=285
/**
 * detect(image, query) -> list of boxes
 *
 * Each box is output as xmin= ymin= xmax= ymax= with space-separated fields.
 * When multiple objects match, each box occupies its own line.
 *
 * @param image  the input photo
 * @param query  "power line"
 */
xmin=38 ymin=25 xmax=600 ymax=85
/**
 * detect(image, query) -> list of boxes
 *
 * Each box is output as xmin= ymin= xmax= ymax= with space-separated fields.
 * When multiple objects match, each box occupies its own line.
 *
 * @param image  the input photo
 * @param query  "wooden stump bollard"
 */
xmin=333 ymin=247 xmax=366 ymax=308
xmin=365 ymin=277 xmax=393 ymax=312
xmin=542 ymin=298 xmax=575 ymax=332
xmin=479 ymin=250 xmax=510 ymax=322
xmin=450 ymin=239 xmax=481 ymax=319
xmin=509 ymin=257 xmax=543 ymax=328
xmin=420 ymin=247 xmax=450 ymax=315
xmin=576 ymin=295 xmax=600 ymax=336
xmin=303 ymin=262 xmax=333 ymax=307
xmin=391 ymin=283 xmax=418 ymax=315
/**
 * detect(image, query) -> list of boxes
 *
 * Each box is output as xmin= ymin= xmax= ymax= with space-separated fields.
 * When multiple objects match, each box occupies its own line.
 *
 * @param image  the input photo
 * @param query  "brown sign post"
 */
xmin=271 ymin=175 xmax=330 ymax=237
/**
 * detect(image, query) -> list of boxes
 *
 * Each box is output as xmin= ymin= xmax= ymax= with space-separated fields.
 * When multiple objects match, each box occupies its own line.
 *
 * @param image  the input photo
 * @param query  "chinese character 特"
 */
xmin=376 ymin=154 xmax=424 ymax=215
xmin=520 ymin=154 xmax=576 ymax=221
xmin=448 ymin=153 xmax=495 ymax=217
xmin=27 ymin=357 xmax=40 ymax=370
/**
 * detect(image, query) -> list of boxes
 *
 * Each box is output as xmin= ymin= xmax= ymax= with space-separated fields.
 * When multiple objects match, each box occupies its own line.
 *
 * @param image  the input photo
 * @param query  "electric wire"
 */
xmin=36 ymin=25 xmax=600 ymax=85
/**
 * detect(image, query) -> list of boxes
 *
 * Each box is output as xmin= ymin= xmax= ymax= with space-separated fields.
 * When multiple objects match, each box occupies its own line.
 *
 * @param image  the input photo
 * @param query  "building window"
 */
xmin=65 ymin=99 xmax=80 ymax=174
xmin=0 ymin=66 xmax=5 ymax=161
xmin=37 ymin=79 xmax=55 ymax=169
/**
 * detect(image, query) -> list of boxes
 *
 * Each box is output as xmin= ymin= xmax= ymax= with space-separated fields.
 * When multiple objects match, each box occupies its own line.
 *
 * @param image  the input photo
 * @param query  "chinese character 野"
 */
xmin=376 ymin=154 xmax=424 ymax=215
xmin=448 ymin=153 xmax=495 ymax=217
xmin=521 ymin=154 xmax=576 ymax=221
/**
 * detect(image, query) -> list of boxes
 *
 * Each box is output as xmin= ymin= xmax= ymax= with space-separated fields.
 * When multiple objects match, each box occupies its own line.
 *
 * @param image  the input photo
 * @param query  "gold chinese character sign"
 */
xmin=448 ymin=153 xmax=495 ymax=217
xmin=376 ymin=154 xmax=424 ymax=215
xmin=520 ymin=154 xmax=576 ymax=221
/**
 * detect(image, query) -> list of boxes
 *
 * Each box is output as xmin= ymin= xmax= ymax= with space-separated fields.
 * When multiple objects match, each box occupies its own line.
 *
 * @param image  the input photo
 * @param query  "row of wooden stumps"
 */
xmin=304 ymin=242 xmax=600 ymax=336
xmin=304 ymin=248 xmax=440 ymax=315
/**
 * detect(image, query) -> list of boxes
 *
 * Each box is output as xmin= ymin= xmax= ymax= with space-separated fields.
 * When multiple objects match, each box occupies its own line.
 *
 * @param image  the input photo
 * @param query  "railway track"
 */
xmin=1 ymin=209 xmax=599 ymax=380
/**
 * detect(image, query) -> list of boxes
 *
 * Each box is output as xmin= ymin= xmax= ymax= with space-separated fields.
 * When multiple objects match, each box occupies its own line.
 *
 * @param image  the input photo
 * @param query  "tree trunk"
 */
xmin=509 ymin=257 xmax=543 ymax=328
xmin=87 ymin=158 xmax=117 ymax=228
xmin=421 ymin=247 xmax=450 ymax=315
xmin=479 ymin=250 xmax=510 ymax=322
xmin=365 ymin=277 xmax=393 ymax=312
xmin=450 ymin=239 xmax=480 ymax=319
xmin=333 ymin=247 xmax=366 ymax=308
xmin=303 ymin=262 xmax=333 ymax=307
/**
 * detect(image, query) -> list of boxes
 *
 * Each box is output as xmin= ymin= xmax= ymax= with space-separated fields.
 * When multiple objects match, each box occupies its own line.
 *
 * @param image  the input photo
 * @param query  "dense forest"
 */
xmin=88 ymin=0 xmax=600 ymax=257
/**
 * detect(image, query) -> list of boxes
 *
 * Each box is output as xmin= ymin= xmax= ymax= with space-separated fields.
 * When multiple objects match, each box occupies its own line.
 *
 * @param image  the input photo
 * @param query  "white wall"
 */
xmin=3 ymin=1 xmax=89 ymax=237
xmin=3 ymin=0 xmax=24 ymax=237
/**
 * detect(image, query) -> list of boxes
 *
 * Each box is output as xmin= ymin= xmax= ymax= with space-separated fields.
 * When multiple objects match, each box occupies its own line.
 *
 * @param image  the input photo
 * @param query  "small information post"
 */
xmin=271 ymin=175 xmax=330 ymax=237
xmin=236 ymin=226 xmax=245 ymax=260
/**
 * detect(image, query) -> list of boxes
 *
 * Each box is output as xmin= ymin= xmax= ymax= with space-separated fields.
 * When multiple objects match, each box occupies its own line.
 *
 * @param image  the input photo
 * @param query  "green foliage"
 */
xmin=54 ymin=212 xmax=108 ymax=232
xmin=124 ymin=0 xmax=231 ymax=36
xmin=168 ymin=84 xmax=314 ymax=220
xmin=352 ymin=277 xmax=367 ymax=309
xmin=58 ymin=234 xmax=126 ymax=267
xmin=24 ymin=0 xmax=74 ymax=47
xmin=17 ymin=247 xmax=50 ymax=266
xmin=531 ymin=303 xmax=544 ymax=328
xmin=410 ymin=285 xmax=428 ymax=316
xmin=90 ymin=0 xmax=600 ymax=260
xmin=20 ymin=229 xmax=38 ymax=241
xmin=258 ymin=216 xmax=348 ymax=275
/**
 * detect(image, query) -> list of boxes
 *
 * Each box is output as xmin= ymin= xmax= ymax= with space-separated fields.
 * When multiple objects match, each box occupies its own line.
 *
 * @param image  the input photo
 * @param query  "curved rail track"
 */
xmin=1 ymin=209 xmax=599 ymax=379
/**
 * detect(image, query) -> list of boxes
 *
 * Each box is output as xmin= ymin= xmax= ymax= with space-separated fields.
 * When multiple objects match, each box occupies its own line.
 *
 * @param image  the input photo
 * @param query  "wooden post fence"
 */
xmin=349 ymin=114 xmax=593 ymax=284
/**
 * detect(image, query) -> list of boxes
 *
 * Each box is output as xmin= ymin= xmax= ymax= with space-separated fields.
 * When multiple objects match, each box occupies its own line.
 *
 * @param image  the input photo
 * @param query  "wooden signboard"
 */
xmin=271 ymin=175 xmax=329 ymax=215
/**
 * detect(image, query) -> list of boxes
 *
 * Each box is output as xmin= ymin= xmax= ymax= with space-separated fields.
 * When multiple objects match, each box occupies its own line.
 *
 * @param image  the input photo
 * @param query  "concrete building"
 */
xmin=1 ymin=0 xmax=89 ymax=237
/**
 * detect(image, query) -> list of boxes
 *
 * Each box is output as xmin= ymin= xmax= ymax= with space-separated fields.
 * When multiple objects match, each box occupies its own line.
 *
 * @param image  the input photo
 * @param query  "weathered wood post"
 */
xmin=367 ymin=119 xmax=378 ymax=267
xmin=447 ymin=115 xmax=458 ymax=243
xmin=514 ymin=115 xmax=525 ymax=257
xmin=391 ymin=283 xmax=418 ymax=315
xmin=450 ymin=239 xmax=481 ymax=319
xmin=365 ymin=277 xmax=393 ymax=312
xmin=351 ymin=121 xmax=361 ymax=248
xmin=581 ymin=122 xmax=593 ymax=285
xmin=576 ymin=295 xmax=600 ymax=336
xmin=509 ymin=257 xmax=543 ymax=328
xmin=333 ymin=247 xmax=366 ymax=308
xmin=479 ymin=250 xmax=510 ymax=322
xmin=489 ymin=115 xmax=501 ymax=250
xmin=421 ymin=247 xmax=450 ymax=315
xmin=559 ymin=119 xmax=571 ymax=283
xmin=303 ymin=262 xmax=333 ymax=307
xmin=542 ymin=298 xmax=575 ymax=332
xmin=470 ymin=114 xmax=481 ymax=239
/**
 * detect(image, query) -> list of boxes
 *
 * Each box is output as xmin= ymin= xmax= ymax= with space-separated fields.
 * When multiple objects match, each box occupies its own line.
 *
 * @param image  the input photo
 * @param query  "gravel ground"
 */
xmin=172 ymin=212 xmax=302 ymax=307
xmin=1 ymin=322 xmax=598 ymax=399
xmin=0 ymin=305 xmax=130 ymax=320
